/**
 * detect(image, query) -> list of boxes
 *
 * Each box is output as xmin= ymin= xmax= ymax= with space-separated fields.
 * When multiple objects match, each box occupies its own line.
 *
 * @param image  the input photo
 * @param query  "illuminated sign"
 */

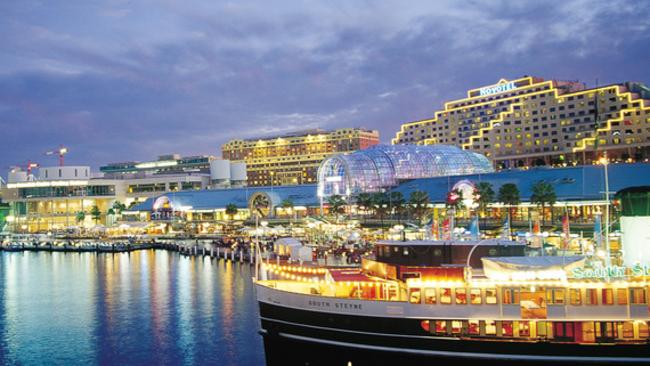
xmin=571 ymin=264 xmax=650 ymax=279
xmin=479 ymin=81 xmax=516 ymax=96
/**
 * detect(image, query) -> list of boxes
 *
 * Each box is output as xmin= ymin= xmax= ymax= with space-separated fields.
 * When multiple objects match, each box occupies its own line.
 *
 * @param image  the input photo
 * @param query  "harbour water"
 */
xmin=0 ymin=250 xmax=265 ymax=365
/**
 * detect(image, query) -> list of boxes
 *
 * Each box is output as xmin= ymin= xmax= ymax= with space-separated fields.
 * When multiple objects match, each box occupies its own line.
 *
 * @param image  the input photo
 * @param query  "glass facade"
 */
xmin=317 ymin=144 xmax=493 ymax=197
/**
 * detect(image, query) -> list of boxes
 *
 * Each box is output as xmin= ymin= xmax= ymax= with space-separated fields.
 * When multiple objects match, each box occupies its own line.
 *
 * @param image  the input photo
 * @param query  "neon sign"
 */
xmin=479 ymin=81 xmax=516 ymax=96
xmin=571 ymin=264 xmax=650 ymax=279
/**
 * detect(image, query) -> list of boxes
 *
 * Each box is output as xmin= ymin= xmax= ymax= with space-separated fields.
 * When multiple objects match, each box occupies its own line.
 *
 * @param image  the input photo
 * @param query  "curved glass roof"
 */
xmin=317 ymin=144 xmax=494 ymax=197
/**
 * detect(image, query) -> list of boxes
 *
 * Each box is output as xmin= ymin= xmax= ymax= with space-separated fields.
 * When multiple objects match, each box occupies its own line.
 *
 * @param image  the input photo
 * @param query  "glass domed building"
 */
xmin=317 ymin=144 xmax=493 ymax=198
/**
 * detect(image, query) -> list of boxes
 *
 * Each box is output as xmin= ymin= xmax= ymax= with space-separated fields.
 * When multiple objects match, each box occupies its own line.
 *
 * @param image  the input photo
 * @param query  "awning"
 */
xmin=482 ymin=256 xmax=586 ymax=281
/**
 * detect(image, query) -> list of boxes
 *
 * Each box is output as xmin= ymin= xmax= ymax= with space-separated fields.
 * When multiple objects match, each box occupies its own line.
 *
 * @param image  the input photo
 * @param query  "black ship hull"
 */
xmin=259 ymin=300 xmax=650 ymax=366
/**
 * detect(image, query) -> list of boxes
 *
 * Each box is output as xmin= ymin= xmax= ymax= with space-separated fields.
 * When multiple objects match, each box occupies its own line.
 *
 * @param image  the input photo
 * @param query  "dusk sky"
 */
xmin=1 ymin=0 xmax=649 ymax=175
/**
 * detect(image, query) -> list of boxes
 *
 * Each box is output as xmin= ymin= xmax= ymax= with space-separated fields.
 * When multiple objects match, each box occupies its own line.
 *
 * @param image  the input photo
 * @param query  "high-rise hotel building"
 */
xmin=222 ymin=128 xmax=379 ymax=186
xmin=393 ymin=76 xmax=650 ymax=168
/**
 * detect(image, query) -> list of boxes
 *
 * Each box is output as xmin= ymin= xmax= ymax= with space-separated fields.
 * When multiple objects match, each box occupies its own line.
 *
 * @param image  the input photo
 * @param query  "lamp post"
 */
xmin=599 ymin=153 xmax=611 ymax=268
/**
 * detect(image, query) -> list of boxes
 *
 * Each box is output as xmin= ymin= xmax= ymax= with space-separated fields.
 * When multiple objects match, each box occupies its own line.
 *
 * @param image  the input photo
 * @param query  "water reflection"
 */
xmin=0 ymin=251 xmax=264 ymax=365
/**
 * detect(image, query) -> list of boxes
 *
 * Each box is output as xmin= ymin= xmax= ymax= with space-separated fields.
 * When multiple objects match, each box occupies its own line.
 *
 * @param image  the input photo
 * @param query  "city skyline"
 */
xmin=2 ymin=1 xmax=650 ymax=174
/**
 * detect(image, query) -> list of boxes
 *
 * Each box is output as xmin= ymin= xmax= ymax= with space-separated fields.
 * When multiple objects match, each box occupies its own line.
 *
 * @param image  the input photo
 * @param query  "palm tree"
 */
xmin=371 ymin=192 xmax=389 ymax=230
xmin=75 ymin=211 xmax=85 ymax=224
xmin=112 ymin=201 xmax=127 ymax=214
xmin=446 ymin=188 xmax=465 ymax=211
xmin=498 ymin=183 xmax=521 ymax=221
xmin=389 ymin=191 xmax=405 ymax=223
xmin=90 ymin=205 xmax=101 ymax=224
xmin=408 ymin=190 xmax=430 ymax=224
xmin=476 ymin=182 xmax=495 ymax=219
xmin=280 ymin=199 xmax=294 ymax=217
xmin=107 ymin=208 xmax=115 ymax=226
xmin=530 ymin=181 xmax=556 ymax=225
xmin=225 ymin=203 xmax=238 ymax=220
xmin=355 ymin=193 xmax=374 ymax=217
xmin=327 ymin=195 xmax=346 ymax=222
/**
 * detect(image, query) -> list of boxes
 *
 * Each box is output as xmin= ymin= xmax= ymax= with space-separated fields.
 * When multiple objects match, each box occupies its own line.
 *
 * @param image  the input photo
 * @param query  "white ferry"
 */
xmin=255 ymin=239 xmax=650 ymax=365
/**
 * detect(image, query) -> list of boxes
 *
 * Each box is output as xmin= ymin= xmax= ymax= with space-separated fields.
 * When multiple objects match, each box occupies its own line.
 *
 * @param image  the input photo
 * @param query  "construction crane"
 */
xmin=44 ymin=145 xmax=68 ymax=166
xmin=8 ymin=161 xmax=40 ymax=180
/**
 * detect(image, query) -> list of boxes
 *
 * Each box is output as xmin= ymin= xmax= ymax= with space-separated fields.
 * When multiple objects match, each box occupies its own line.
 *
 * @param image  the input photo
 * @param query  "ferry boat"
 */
xmin=255 ymin=239 xmax=650 ymax=365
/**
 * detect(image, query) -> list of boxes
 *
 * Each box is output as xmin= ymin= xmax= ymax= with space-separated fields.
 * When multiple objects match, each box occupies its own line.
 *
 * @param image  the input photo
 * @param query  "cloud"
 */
xmin=0 ymin=0 xmax=649 ymax=174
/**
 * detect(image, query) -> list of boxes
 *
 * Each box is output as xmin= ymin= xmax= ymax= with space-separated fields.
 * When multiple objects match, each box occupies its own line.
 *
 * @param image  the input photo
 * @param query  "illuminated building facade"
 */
xmin=100 ymin=154 xmax=216 ymax=178
xmin=393 ymin=76 xmax=650 ymax=168
xmin=222 ymin=128 xmax=379 ymax=187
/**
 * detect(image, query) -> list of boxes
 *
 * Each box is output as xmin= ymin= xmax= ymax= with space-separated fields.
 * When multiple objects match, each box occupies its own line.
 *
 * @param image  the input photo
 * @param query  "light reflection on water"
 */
xmin=0 ymin=250 xmax=264 ymax=366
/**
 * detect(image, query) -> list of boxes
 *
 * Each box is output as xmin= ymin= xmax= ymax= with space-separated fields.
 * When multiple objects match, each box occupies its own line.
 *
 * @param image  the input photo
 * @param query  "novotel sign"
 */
xmin=571 ymin=264 xmax=650 ymax=279
xmin=479 ymin=81 xmax=517 ymax=96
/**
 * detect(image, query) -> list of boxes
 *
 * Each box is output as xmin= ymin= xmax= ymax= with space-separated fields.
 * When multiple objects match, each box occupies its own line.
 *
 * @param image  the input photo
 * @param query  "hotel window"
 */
xmin=483 ymin=320 xmax=497 ymax=336
xmin=546 ymin=288 xmax=565 ymax=305
xmin=518 ymin=321 xmax=531 ymax=337
xmin=502 ymin=288 xmax=520 ymax=304
xmin=468 ymin=320 xmax=480 ymax=335
xmin=630 ymin=288 xmax=647 ymax=304
xmin=470 ymin=288 xmax=481 ymax=304
xmin=569 ymin=288 xmax=581 ymax=305
xmin=424 ymin=288 xmax=436 ymax=304
xmin=485 ymin=288 xmax=497 ymax=304
xmin=616 ymin=288 xmax=628 ymax=305
xmin=501 ymin=321 xmax=514 ymax=337
xmin=440 ymin=288 xmax=452 ymax=304
xmin=586 ymin=288 xmax=598 ymax=305
xmin=455 ymin=288 xmax=467 ymax=304
xmin=602 ymin=289 xmax=614 ymax=305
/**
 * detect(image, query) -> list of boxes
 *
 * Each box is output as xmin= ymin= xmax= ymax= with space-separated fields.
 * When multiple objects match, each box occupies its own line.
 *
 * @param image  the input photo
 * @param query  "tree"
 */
xmin=90 ymin=205 xmax=101 ymax=224
xmin=355 ymin=193 xmax=374 ymax=217
xmin=389 ymin=191 xmax=405 ymax=222
xmin=75 ymin=211 xmax=86 ymax=224
xmin=280 ymin=199 xmax=294 ymax=216
xmin=476 ymin=182 xmax=495 ymax=217
xmin=112 ymin=201 xmax=127 ymax=214
xmin=327 ymin=195 xmax=347 ymax=221
xmin=446 ymin=188 xmax=465 ymax=212
xmin=530 ymin=181 xmax=557 ymax=225
xmin=371 ymin=192 xmax=389 ymax=230
xmin=498 ymin=183 xmax=521 ymax=220
xmin=408 ymin=190 xmax=430 ymax=224
xmin=225 ymin=203 xmax=238 ymax=220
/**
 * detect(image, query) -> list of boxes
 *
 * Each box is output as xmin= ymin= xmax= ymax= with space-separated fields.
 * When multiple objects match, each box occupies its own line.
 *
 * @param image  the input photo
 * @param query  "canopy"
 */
xmin=482 ymin=256 xmax=586 ymax=281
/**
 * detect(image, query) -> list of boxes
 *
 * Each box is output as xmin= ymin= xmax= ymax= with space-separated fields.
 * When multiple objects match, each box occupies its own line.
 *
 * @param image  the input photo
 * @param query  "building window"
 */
xmin=630 ymin=288 xmax=647 ymax=304
xmin=569 ymin=288 xmax=581 ymax=305
xmin=468 ymin=320 xmax=480 ymax=335
xmin=424 ymin=288 xmax=436 ymax=304
xmin=502 ymin=288 xmax=520 ymax=304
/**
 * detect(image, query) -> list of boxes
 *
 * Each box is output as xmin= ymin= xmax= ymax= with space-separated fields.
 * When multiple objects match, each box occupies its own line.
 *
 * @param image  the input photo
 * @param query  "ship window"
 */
xmin=639 ymin=322 xmax=650 ymax=339
xmin=440 ymin=288 xmax=452 ymax=304
xmin=483 ymin=320 xmax=497 ymax=335
xmin=409 ymin=288 xmax=421 ymax=304
xmin=546 ymin=288 xmax=565 ymax=305
xmin=468 ymin=320 xmax=480 ymax=335
xmin=536 ymin=321 xmax=548 ymax=338
xmin=485 ymin=288 xmax=497 ymax=304
xmin=455 ymin=288 xmax=467 ymax=304
xmin=501 ymin=321 xmax=514 ymax=337
xmin=586 ymin=288 xmax=598 ymax=305
xmin=602 ymin=289 xmax=614 ymax=305
xmin=470 ymin=288 xmax=481 ymax=304
xmin=435 ymin=320 xmax=447 ymax=334
xmin=630 ymin=288 xmax=647 ymax=304
xmin=451 ymin=320 xmax=462 ymax=334
xmin=616 ymin=288 xmax=628 ymax=305
xmin=517 ymin=321 xmax=531 ymax=337
xmin=502 ymin=288 xmax=520 ymax=304
xmin=424 ymin=288 xmax=436 ymax=304
xmin=569 ymin=288 xmax=581 ymax=305
xmin=621 ymin=322 xmax=634 ymax=338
